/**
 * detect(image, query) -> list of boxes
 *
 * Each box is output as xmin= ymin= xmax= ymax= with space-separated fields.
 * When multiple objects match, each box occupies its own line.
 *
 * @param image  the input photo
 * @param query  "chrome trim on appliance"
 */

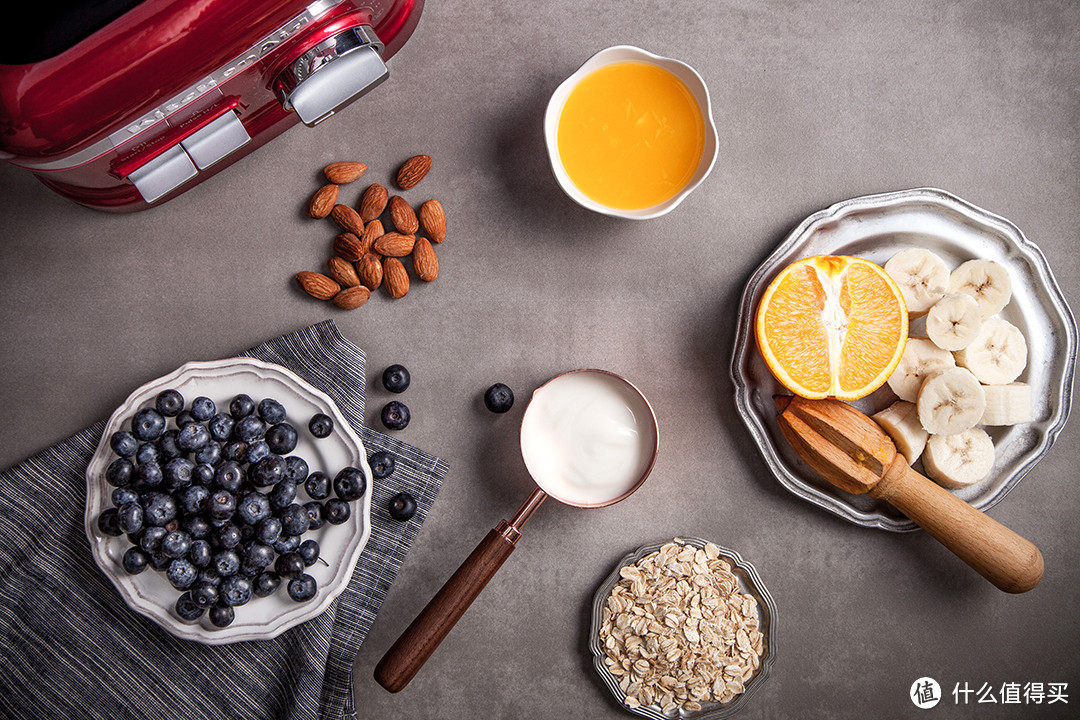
xmin=7 ymin=0 xmax=344 ymax=172
xmin=128 ymin=145 xmax=197 ymax=203
xmin=180 ymin=110 xmax=250 ymax=170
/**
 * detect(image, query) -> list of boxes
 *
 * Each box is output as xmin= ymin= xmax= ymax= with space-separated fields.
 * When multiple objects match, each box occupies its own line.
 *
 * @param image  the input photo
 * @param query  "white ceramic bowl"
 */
xmin=544 ymin=45 xmax=718 ymax=220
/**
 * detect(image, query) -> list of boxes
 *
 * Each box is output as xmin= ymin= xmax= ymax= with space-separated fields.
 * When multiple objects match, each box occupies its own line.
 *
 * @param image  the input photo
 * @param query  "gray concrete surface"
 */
xmin=1 ymin=1 xmax=1078 ymax=718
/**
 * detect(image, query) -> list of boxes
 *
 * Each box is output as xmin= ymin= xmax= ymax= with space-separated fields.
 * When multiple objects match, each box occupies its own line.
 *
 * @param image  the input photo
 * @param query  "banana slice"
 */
xmin=916 ymin=367 xmax=986 ymax=435
xmin=925 ymin=293 xmax=982 ymax=351
xmin=886 ymin=337 xmax=956 ymax=402
xmin=884 ymin=248 xmax=950 ymax=315
xmin=947 ymin=258 xmax=1012 ymax=318
xmin=954 ymin=317 xmax=1028 ymax=385
xmin=923 ymin=428 xmax=995 ymax=488
xmin=981 ymin=382 xmax=1033 ymax=425
xmin=872 ymin=400 xmax=928 ymax=464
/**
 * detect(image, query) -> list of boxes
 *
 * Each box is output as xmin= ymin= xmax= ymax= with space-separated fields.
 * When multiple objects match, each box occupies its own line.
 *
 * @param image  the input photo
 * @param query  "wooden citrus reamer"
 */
xmin=774 ymin=395 xmax=1043 ymax=593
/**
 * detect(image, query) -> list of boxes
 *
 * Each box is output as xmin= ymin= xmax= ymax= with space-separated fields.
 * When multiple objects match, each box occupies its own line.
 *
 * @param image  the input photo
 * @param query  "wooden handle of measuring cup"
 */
xmin=374 ymin=526 xmax=518 ymax=693
xmin=870 ymin=458 xmax=1044 ymax=593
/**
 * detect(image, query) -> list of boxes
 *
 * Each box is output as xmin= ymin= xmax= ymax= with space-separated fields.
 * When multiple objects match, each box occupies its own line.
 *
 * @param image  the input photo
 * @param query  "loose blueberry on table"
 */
xmin=484 ymin=383 xmax=514 ymax=413
xmin=388 ymin=492 xmax=417 ymax=522
xmin=98 ymin=389 xmax=370 ymax=628
xmin=380 ymin=401 xmax=411 ymax=431
xmin=381 ymin=364 xmax=411 ymax=393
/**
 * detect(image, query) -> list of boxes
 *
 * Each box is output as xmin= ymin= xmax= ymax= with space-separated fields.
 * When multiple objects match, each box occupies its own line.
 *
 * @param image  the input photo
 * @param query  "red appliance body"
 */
xmin=0 ymin=0 xmax=423 ymax=211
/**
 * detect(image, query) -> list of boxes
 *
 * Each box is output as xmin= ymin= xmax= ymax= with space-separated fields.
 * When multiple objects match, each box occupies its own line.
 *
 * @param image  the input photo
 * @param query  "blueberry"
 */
xmin=208 ymin=412 xmax=235 ymax=442
xmin=177 ymin=485 xmax=208 ymax=515
xmin=253 ymin=571 xmax=281 ymax=598
xmin=298 ymin=539 xmax=320 ymax=567
xmin=209 ymin=603 xmax=234 ymax=627
xmin=272 ymin=534 xmax=301 ymax=554
xmin=237 ymin=492 xmax=271 ymax=526
xmin=269 ymin=480 xmax=297 ymax=510
xmin=214 ymin=461 xmax=246 ymax=493
xmin=197 ymin=567 xmax=222 ymax=586
xmin=175 ymin=411 xmax=197 ymax=428
xmin=222 ymin=440 xmax=247 ymax=463
xmin=369 ymin=451 xmax=396 ymax=479
xmin=190 ymin=396 xmax=216 ymax=422
xmin=333 ymin=466 xmax=367 ymax=501
xmin=303 ymin=501 xmax=324 ymax=531
xmin=251 ymin=455 xmax=286 ymax=487
xmin=163 ymin=457 xmax=195 ymax=489
xmin=244 ymin=440 xmax=270 ymax=465
xmin=110 ymin=431 xmax=138 ymax=458
xmin=166 ymin=558 xmax=197 ymax=590
xmin=220 ymin=575 xmax=253 ymax=606
xmin=388 ymin=492 xmax=418 ymax=521
xmin=148 ymin=551 xmax=171 ymax=570
xmin=189 ymin=539 xmax=212 ymax=568
xmin=213 ymin=550 xmax=241 ymax=576
xmin=242 ymin=543 xmax=275 ymax=572
xmin=256 ymin=517 xmax=283 ymax=545
xmin=287 ymin=574 xmax=317 ymax=602
xmin=230 ymin=393 xmax=256 ymax=419
xmin=484 ymin=383 xmax=514 ymax=413
xmin=176 ymin=592 xmax=204 ymax=622
xmin=154 ymin=389 xmax=185 ymax=417
xmin=131 ymin=408 xmax=166 ymax=441
xmin=156 ymin=430 xmax=182 ymax=460
xmin=308 ymin=413 xmax=334 ymax=438
xmin=194 ymin=441 xmax=222 ymax=467
xmin=213 ymin=523 xmax=242 ymax=550
xmin=183 ymin=514 xmax=211 ymax=540
xmin=143 ymin=493 xmax=177 ymax=526
xmin=284 ymin=456 xmax=309 ymax=484
xmin=208 ymin=490 xmax=236 ymax=521
xmin=323 ymin=499 xmax=351 ymax=525
xmin=279 ymin=504 xmax=310 ymax=536
xmin=137 ymin=462 xmax=163 ymax=488
xmin=233 ymin=415 xmax=266 ymax=443
xmin=112 ymin=487 xmax=139 ymax=507
xmin=138 ymin=526 xmax=167 ymax=553
xmin=162 ymin=530 xmax=192 ymax=559
xmin=382 ymin=364 xmax=411 ymax=393
xmin=117 ymin=501 xmax=144 ymax=534
xmin=304 ymin=472 xmax=331 ymax=500
xmin=258 ymin=398 xmax=287 ymax=425
xmin=135 ymin=442 xmax=160 ymax=467
xmin=191 ymin=581 xmax=219 ymax=608
xmin=122 ymin=546 xmax=149 ymax=574
xmin=265 ymin=423 xmax=298 ymax=455
xmin=192 ymin=463 xmax=215 ymax=486
xmin=176 ymin=423 xmax=211 ymax=453
xmin=238 ymin=523 xmax=255 ymax=543
xmin=380 ymin=401 xmax=410 ymax=431
xmin=275 ymin=552 xmax=305 ymax=579
xmin=105 ymin=458 xmax=134 ymax=488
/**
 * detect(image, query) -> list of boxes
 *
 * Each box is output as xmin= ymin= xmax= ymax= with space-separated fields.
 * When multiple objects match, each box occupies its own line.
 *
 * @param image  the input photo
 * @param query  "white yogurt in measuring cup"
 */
xmin=519 ymin=371 xmax=657 ymax=506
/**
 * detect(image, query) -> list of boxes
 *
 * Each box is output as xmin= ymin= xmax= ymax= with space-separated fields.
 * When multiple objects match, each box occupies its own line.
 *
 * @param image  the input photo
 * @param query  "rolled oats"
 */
xmin=598 ymin=540 xmax=764 ymax=715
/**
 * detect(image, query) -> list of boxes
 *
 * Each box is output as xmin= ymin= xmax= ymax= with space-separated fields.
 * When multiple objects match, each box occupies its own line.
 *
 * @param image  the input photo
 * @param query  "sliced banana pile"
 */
xmin=875 ymin=248 xmax=1031 ymax=490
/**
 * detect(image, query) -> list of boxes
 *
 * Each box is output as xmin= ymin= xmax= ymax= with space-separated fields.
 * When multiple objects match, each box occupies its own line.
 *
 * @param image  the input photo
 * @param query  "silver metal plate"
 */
xmin=730 ymin=188 xmax=1077 ymax=531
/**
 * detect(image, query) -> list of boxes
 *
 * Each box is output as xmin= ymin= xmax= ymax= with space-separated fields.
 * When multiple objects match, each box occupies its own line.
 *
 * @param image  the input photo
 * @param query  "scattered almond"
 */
xmin=359 ymin=183 xmax=389 ymax=222
xmin=357 ymin=253 xmax=383 ymax=290
xmin=412 ymin=237 xmax=438 ymax=282
xmin=418 ymin=199 xmax=446 ymax=243
xmin=296 ymin=271 xmax=340 ymax=300
xmin=361 ymin=219 xmax=385 ymax=253
xmin=333 ymin=233 xmax=366 ymax=262
xmin=323 ymin=161 xmax=367 ymax=184
xmin=330 ymin=204 xmax=364 ymax=235
xmin=383 ymin=257 xmax=409 ymax=298
xmin=395 ymin=155 xmax=431 ymax=190
xmin=332 ymin=285 xmax=371 ymax=309
xmin=308 ymin=184 xmax=339 ymax=219
xmin=327 ymin=256 xmax=361 ymax=287
xmin=388 ymin=195 xmax=419 ymax=234
xmin=374 ymin=232 xmax=416 ymax=257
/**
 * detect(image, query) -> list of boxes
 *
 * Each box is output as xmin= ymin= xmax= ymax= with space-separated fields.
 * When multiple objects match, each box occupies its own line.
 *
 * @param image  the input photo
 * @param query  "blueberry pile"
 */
xmin=96 ymin=389 xmax=367 ymax=629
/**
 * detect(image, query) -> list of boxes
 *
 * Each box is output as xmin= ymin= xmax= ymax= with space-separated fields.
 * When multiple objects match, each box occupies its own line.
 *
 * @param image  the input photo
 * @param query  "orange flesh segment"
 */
xmin=761 ymin=263 xmax=831 ymax=394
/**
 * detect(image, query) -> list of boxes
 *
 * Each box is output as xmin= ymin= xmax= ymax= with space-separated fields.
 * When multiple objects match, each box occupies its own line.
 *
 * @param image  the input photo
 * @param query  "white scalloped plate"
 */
xmin=84 ymin=357 xmax=373 ymax=644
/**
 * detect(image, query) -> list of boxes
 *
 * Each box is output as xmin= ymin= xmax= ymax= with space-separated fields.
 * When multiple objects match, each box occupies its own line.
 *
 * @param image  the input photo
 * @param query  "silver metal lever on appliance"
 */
xmin=276 ymin=25 xmax=387 ymax=127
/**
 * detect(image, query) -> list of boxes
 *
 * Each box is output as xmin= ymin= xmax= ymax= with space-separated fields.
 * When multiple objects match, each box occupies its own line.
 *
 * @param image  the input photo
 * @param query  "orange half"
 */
xmin=755 ymin=255 xmax=908 ymax=400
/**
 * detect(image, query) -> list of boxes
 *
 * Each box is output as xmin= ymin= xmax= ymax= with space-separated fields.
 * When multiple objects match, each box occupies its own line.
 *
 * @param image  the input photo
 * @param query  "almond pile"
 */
xmin=297 ymin=156 xmax=445 ymax=310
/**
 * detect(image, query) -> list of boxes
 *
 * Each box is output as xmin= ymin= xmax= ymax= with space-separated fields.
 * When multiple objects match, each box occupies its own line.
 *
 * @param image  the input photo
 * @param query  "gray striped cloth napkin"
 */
xmin=0 ymin=320 xmax=448 ymax=720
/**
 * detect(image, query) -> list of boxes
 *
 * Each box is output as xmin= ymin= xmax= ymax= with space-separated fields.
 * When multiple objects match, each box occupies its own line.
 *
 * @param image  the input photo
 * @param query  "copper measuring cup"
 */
xmin=374 ymin=369 xmax=659 ymax=692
